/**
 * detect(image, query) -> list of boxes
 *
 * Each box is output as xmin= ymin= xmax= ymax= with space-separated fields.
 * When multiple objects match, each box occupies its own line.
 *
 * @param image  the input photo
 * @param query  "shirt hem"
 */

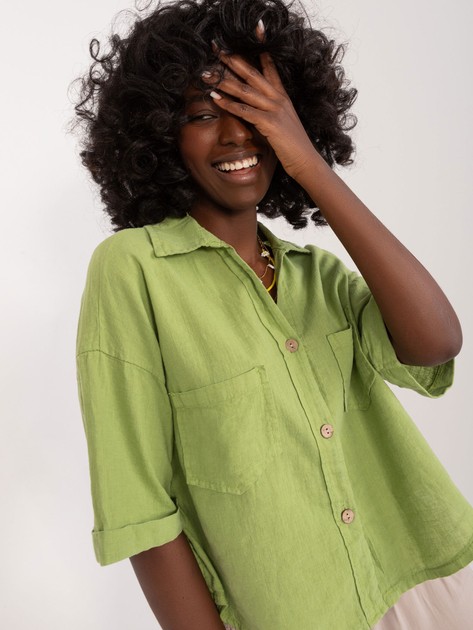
xmin=367 ymin=534 xmax=473 ymax=628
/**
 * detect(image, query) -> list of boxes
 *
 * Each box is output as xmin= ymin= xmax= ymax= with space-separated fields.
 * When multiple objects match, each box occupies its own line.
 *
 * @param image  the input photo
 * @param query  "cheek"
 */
xmin=178 ymin=130 xmax=210 ymax=175
xmin=265 ymin=152 xmax=279 ymax=180
xmin=177 ymin=134 xmax=192 ymax=170
xmin=178 ymin=125 xmax=198 ymax=159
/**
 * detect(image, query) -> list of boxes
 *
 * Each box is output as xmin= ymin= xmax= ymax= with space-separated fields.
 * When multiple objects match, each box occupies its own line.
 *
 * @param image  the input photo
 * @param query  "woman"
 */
xmin=73 ymin=0 xmax=473 ymax=628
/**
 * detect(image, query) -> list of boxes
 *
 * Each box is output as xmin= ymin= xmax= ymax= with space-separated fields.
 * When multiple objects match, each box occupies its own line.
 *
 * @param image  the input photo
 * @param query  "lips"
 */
xmin=212 ymin=157 xmax=263 ymax=182
xmin=214 ymin=155 xmax=260 ymax=172
xmin=212 ymin=151 xmax=261 ymax=168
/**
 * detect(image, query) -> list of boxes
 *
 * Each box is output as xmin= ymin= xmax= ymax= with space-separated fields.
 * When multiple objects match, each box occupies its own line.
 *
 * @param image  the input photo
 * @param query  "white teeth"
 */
xmin=215 ymin=155 xmax=259 ymax=172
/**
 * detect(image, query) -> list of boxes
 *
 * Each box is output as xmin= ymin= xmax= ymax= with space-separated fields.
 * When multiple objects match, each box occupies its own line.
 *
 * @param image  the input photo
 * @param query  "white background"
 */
xmin=1 ymin=0 xmax=472 ymax=628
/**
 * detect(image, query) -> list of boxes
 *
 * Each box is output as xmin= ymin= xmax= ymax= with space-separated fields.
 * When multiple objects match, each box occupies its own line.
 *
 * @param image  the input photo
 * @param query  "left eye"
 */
xmin=188 ymin=113 xmax=216 ymax=122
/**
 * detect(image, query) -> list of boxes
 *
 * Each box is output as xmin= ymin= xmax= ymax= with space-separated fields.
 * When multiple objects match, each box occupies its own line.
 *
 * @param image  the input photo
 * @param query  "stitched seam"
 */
xmin=97 ymin=245 xmax=103 ymax=351
xmin=76 ymin=348 xmax=165 ymax=384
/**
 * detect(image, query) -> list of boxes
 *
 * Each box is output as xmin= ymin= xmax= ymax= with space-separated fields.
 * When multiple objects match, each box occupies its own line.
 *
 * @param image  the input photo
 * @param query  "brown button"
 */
xmin=285 ymin=339 xmax=299 ymax=352
xmin=341 ymin=509 xmax=355 ymax=524
xmin=320 ymin=424 xmax=334 ymax=439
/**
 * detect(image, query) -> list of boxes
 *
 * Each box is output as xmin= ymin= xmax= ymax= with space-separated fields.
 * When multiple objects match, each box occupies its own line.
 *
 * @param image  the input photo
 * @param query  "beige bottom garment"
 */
xmin=372 ymin=564 xmax=473 ymax=629
xmin=223 ymin=564 xmax=473 ymax=629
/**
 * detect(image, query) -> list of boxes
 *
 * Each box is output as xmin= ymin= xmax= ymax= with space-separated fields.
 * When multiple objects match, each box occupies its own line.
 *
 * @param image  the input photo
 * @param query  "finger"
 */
xmin=211 ymin=39 xmax=286 ymax=100
xmin=217 ymin=50 xmax=277 ymax=97
xmin=256 ymin=19 xmax=265 ymax=43
xmin=259 ymin=51 xmax=286 ymax=94
xmin=254 ymin=19 xmax=285 ymax=93
xmin=207 ymin=74 xmax=274 ymax=112
xmin=201 ymin=65 xmax=240 ymax=86
xmin=209 ymin=90 xmax=266 ymax=128
xmin=213 ymin=44 xmax=286 ymax=100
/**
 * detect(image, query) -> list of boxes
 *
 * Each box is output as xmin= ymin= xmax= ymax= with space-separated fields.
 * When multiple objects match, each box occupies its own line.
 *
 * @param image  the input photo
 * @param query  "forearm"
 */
xmin=130 ymin=532 xmax=226 ymax=630
xmin=296 ymin=152 xmax=462 ymax=366
xmin=204 ymin=41 xmax=461 ymax=365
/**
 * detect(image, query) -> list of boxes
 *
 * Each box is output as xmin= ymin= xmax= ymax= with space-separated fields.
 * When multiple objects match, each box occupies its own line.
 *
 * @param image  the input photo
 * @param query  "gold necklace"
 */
xmin=257 ymin=233 xmax=276 ymax=292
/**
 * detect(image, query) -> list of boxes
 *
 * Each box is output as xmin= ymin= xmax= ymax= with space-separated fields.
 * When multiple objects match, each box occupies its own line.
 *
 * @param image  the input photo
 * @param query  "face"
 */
xmin=178 ymin=85 xmax=278 ymax=216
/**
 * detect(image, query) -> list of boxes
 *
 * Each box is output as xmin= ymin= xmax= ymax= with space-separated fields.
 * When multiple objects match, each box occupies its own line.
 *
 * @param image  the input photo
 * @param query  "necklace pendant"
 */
xmin=260 ymin=250 xmax=270 ymax=259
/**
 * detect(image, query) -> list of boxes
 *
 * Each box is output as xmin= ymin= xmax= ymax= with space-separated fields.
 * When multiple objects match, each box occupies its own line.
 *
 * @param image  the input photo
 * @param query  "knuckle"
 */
xmin=275 ymin=96 xmax=286 ymax=111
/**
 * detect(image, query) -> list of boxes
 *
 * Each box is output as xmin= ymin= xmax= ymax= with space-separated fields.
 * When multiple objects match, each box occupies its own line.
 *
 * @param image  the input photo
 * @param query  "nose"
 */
xmin=218 ymin=110 xmax=254 ymax=145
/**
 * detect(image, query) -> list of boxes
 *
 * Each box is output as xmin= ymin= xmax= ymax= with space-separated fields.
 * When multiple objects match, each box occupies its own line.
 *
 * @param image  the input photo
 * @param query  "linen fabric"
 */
xmin=76 ymin=214 xmax=473 ymax=629
xmin=224 ymin=566 xmax=473 ymax=630
xmin=372 ymin=565 xmax=473 ymax=629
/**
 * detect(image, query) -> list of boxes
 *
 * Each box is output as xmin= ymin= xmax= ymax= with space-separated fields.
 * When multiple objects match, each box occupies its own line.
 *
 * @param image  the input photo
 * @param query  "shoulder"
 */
xmin=80 ymin=227 xmax=157 ymax=318
xmin=274 ymin=229 xmax=352 ymax=274
xmin=85 ymin=227 xmax=155 ymax=283
xmin=295 ymin=242 xmax=356 ymax=283
xmin=77 ymin=227 xmax=159 ymax=359
xmin=89 ymin=226 xmax=153 ymax=266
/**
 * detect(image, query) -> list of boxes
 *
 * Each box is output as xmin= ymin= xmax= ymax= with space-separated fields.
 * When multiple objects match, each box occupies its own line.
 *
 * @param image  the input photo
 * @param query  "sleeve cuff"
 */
xmin=92 ymin=507 xmax=183 ymax=566
xmin=360 ymin=295 xmax=455 ymax=398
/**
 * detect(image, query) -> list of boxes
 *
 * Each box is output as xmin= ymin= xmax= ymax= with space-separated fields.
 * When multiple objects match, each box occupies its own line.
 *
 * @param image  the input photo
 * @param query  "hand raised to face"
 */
xmin=202 ymin=22 xmax=318 ymax=182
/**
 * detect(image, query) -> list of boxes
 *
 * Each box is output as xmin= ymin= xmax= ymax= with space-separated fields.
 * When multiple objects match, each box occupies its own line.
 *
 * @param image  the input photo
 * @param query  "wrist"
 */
xmin=289 ymin=148 xmax=333 ymax=193
xmin=284 ymin=144 xmax=325 ymax=187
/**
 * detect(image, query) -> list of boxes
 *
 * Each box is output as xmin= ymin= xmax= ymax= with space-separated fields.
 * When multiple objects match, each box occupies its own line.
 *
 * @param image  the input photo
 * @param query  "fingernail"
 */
xmin=257 ymin=19 xmax=265 ymax=33
xmin=210 ymin=90 xmax=222 ymax=100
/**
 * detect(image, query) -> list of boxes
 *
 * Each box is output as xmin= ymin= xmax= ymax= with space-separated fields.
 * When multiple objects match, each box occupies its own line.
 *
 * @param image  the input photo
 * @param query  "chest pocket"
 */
xmin=327 ymin=325 xmax=375 ymax=411
xmin=168 ymin=365 xmax=282 ymax=495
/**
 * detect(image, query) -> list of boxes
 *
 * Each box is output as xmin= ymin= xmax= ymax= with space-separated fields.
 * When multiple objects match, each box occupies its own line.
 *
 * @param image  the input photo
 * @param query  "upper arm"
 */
xmin=76 ymin=233 xmax=183 ymax=566
xmin=344 ymin=270 xmax=455 ymax=398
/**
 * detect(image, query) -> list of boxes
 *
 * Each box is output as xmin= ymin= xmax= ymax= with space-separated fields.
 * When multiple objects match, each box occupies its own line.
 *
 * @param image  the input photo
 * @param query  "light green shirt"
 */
xmin=76 ymin=214 xmax=473 ymax=629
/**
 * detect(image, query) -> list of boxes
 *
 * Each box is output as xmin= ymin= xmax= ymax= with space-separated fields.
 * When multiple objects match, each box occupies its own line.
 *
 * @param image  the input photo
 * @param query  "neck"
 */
xmin=188 ymin=206 xmax=262 ymax=267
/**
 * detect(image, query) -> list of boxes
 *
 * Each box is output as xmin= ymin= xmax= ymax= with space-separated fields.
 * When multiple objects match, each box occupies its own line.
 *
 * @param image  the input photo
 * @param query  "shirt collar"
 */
xmin=144 ymin=214 xmax=310 ymax=258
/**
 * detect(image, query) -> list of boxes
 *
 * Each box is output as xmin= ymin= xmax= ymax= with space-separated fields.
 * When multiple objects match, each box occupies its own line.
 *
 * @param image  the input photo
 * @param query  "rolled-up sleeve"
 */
xmin=345 ymin=272 xmax=454 ymax=398
xmin=77 ymin=351 xmax=182 ymax=565
xmin=75 ymin=233 xmax=182 ymax=566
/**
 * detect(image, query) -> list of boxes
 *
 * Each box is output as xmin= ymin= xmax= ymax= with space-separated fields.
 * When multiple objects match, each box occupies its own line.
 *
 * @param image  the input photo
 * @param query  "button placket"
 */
xmin=215 ymin=239 xmax=379 ymax=614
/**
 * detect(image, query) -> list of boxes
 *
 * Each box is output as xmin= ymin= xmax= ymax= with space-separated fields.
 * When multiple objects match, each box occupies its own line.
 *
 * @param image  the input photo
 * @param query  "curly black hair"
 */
xmin=71 ymin=0 xmax=357 ymax=231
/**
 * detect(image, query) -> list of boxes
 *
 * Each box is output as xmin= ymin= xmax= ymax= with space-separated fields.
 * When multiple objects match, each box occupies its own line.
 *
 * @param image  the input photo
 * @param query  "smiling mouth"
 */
xmin=213 ymin=155 xmax=261 ymax=173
